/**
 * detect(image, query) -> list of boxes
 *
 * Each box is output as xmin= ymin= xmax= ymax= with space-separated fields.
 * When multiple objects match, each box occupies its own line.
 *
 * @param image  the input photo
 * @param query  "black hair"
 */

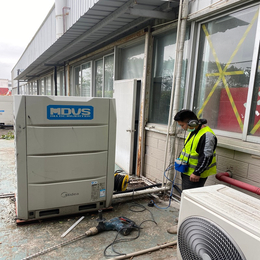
xmin=174 ymin=109 xmax=198 ymax=122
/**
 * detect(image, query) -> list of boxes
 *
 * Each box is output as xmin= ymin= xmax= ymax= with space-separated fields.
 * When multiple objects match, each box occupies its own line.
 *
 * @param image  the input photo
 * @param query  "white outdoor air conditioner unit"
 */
xmin=0 ymin=96 xmax=13 ymax=126
xmin=14 ymin=95 xmax=116 ymax=220
xmin=177 ymin=184 xmax=260 ymax=260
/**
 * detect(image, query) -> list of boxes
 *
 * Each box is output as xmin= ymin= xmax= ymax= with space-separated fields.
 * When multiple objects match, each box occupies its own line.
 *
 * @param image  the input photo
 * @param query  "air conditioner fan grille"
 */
xmin=178 ymin=216 xmax=246 ymax=260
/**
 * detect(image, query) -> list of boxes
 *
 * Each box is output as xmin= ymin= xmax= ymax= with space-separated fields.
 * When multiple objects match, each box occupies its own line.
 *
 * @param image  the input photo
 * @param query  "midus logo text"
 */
xmin=47 ymin=105 xmax=94 ymax=120
xmin=61 ymin=192 xmax=79 ymax=198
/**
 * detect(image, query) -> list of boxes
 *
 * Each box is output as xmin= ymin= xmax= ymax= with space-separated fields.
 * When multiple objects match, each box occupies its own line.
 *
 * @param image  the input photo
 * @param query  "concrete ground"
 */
xmin=0 ymin=129 xmax=179 ymax=260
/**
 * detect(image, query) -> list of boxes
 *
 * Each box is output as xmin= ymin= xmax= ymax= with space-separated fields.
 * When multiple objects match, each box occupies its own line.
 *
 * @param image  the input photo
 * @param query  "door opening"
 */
xmin=132 ymin=80 xmax=141 ymax=175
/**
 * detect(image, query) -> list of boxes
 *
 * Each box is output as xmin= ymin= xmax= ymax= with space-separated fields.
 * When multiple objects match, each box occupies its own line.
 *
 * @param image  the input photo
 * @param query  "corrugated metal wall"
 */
xmin=12 ymin=7 xmax=56 ymax=81
xmin=12 ymin=0 xmax=100 ymax=81
xmin=66 ymin=0 xmax=99 ymax=27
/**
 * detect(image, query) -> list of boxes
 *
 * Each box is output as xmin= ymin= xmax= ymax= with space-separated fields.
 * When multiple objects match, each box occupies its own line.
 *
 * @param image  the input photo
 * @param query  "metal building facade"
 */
xmin=11 ymin=0 xmax=260 ymax=197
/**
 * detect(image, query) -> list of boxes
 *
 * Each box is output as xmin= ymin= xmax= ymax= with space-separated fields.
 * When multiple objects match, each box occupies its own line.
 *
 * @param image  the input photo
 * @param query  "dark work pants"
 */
xmin=181 ymin=173 xmax=207 ymax=191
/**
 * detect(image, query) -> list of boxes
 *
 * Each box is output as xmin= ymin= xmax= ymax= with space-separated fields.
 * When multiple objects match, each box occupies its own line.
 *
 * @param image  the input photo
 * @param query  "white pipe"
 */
xmin=55 ymin=0 xmax=67 ymax=39
xmin=172 ymin=0 xmax=189 ymax=118
xmin=110 ymin=240 xmax=178 ymax=260
xmin=163 ymin=0 xmax=189 ymax=185
xmin=112 ymin=187 xmax=169 ymax=199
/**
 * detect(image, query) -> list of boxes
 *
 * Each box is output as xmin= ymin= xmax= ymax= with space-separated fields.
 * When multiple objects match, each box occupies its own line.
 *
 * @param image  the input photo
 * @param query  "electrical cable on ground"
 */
xmin=151 ymin=164 xmax=181 ymax=210
xmin=104 ymin=199 xmax=157 ymax=258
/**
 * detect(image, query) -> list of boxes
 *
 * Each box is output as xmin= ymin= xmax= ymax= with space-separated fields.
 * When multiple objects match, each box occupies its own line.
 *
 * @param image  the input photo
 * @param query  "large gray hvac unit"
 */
xmin=14 ymin=95 xmax=116 ymax=220
xmin=177 ymin=184 xmax=260 ymax=260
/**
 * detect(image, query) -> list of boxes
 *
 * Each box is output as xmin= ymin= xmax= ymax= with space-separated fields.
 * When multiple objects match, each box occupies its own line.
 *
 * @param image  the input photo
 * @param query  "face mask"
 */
xmin=187 ymin=127 xmax=195 ymax=133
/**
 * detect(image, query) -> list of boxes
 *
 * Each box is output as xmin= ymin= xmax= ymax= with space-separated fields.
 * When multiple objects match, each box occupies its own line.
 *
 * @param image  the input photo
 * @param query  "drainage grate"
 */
xmin=178 ymin=216 xmax=246 ymax=260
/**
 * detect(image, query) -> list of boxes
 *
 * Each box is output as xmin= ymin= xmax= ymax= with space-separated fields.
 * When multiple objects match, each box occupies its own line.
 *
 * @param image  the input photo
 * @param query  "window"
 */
xmin=94 ymin=54 xmax=114 ymax=97
xmin=249 ymin=51 xmax=260 ymax=137
xmin=81 ymin=63 xmax=91 ymax=97
xmin=119 ymin=43 xmax=144 ymax=79
xmin=74 ymin=66 xmax=81 ymax=96
xmin=40 ymin=79 xmax=45 ymax=95
xmin=149 ymin=29 xmax=190 ymax=124
xmin=74 ymin=63 xmax=91 ymax=97
xmin=95 ymin=59 xmax=103 ymax=97
xmin=57 ymin=73 xmax=61 ymax=96
xmin=104 ymin=55 xmax=114 ymax=97
xmin=72 ymin=54 xmax=114 ymax=97
xmin=193 ymin=6 xmax=259 ymax=139
xmin=57 ymin=71 xmax=65 ymax=96
xmin=46 ymin=76 xmax=52 ymax=95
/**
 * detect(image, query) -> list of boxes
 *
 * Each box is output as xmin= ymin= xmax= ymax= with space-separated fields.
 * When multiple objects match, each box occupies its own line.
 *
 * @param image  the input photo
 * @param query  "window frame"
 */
xmin=148 ymin=23 xmax=191 ymax=125
xmin=191 ymin=3 xmax=260 ymax=143
xmin=117 ymin=39 xmax=145 ymax=81
xmin=72 ymin=52 xmax=114 ymax=98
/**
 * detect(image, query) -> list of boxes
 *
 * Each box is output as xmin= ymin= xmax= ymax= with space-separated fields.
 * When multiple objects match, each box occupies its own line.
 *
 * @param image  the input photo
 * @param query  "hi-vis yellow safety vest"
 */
xmin=179 ymin=126 xmax=216 ymax=178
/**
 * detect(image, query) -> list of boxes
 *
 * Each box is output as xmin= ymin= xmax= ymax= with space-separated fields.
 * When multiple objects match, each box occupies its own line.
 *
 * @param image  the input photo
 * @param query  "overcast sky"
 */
xmin=0 ymin=0 xmax=54 ymax=80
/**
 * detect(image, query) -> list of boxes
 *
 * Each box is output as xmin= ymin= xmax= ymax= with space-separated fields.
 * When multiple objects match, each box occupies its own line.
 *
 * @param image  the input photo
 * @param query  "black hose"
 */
xmin=173 ymin=184 xmax=182 ymax=195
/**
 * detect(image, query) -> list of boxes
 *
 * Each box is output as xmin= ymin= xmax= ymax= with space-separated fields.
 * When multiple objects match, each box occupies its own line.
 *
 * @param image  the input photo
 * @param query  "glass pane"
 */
xmin=41 ymin=79 xmax=45 ymax=95
xmin=248 ymin=53 xmax=260 ymax=136
xmin=82 ymin=63 xmax=91 ymax=97
xmin=46 ymin=76 xmax=52 ymax=95
xmin=149 ymin=29 xmax=189 ymax=124
xmin=57 ymin=73 xmax=60 ymax=96
xmin=60 ymin=71 xmax=64 ymax=96
xmin=194 ymin=6 xmax=258 ymax=134
xmin=104 ymin=55 xmax=114 ymax=97
xmin=95 ymin=59 xmax=103 ymax=97
xmin=119 ymin=43 xmax=144 ymax=79
xmin=33 ymin=82 xmax=37 ymax=95
xmin=74 ymin=66 xmax=81 ymax=96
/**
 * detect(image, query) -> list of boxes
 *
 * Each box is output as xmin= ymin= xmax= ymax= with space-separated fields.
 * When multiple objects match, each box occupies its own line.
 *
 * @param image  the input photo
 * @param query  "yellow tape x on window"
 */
xmin=197 ymin=10 xmax=259 ymax=133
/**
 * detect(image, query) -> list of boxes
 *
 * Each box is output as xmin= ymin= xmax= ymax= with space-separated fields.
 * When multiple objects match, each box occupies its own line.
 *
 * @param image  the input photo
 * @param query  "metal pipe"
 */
xmin=62 ymin=6 xmax=70 ymax=33
xmin=172 ymin=0 xmax=189 ymax=117
xmin=216 ymin=172 xmax=260 ymax=195
xmin=110 ymin=240 xmax=177 ymax=260
xmin=163 ymin=0 xmax=189 ymax=186
xmin=37 ymin=80 xmax=40 ymax=95
xmin=137 ymin=26 xmax=152 ymax=177
xmin=112 ymin=187 xmax=169 ymax=199
xmin=113 ymin=183 xmax=162 ymax=195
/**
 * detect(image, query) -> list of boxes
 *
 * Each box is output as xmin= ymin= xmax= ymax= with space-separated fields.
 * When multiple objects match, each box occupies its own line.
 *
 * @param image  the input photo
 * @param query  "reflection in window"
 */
xmin=74 ymin=66 xmax=81 ymax=96
xmin=194 ymin=6 xmax=258 ymax=134
xmin=57 ymin=73 xmax=61 ymax=96
xmin=119 ymin=43 xmax=144 ymax=79
xmin=95 ymin=59 xmax=103 ymax=97
xmin=41 ymin=79 xmax=45 ymax=95
xmin=149 ymin=29 xmax=189 ymax=124
xmin=104 ymin=54 xmax=114 ymax=97
xmin=74 ymin=63 xmax=91 ymax=97
xmin=82 ymin=63 xmax=91 ymax=97
xmin=33 ymin=82 xmax=37 ymax=95
xmin=46 ymin=76 xmax=52 ymax=95
xmin=60 ymin=71 xmax=64 ymax=96
xmin=249 ymin=54 xmax=260 ymax=136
